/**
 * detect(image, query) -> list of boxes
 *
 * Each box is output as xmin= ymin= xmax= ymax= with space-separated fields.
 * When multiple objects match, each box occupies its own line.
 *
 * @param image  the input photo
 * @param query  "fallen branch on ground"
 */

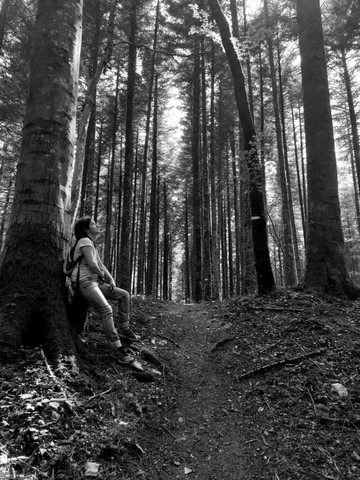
xmin=155 ymin=333 xmax=181 ymax=348
xmin=236 ymin=347 xmax=328 ymax=381
xmin=210 ymin=337 xmax=236 ymax=352
xmin=249 ymin=306 xmax=305 ymax=313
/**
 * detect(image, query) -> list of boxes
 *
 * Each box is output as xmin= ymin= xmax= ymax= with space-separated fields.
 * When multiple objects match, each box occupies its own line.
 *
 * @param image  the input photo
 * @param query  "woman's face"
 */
xmin=86 ymin=219 xmax=100 ymax=237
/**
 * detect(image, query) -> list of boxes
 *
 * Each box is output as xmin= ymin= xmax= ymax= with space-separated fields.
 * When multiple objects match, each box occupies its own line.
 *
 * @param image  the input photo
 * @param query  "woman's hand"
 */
xmin=109 ymin=280 xmax=116 ymax=292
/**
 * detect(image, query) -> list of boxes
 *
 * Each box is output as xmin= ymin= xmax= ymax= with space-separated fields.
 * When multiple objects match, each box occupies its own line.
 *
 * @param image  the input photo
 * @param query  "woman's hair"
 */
xmin=74 ymin=216 xmax=92 ymax=240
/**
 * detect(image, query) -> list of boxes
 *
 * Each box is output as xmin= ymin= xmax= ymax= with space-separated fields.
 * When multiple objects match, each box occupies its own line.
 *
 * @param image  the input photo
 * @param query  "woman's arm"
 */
xmin=97 ymin=254 xmax=116 ymax=290
xmin=81 ymin=245 xmax=104 ymax=278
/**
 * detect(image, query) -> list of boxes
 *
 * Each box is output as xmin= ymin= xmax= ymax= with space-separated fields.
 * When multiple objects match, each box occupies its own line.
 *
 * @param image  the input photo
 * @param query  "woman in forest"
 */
xmin=71 ymin=216 xmax=139 ymax=364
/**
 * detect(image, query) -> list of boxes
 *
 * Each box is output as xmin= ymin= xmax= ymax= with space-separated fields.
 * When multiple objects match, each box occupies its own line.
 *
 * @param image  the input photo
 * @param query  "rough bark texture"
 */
xmin=0 ymin=0 xmax=83 ymax=359
xmin=297 ymin=0 xmax=358 ymax=297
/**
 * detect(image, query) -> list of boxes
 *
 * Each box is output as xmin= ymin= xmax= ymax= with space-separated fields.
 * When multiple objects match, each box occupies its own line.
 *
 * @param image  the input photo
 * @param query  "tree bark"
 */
xmin=191 ymin=37 xmax=203 ymax=302
xmin=201 ymin=38 xmax=212 ymax=301
xmin=119 ymin=0 xmax=138 ymax=290
xmin=0 ymin=0 xmax=83 ymax=360
xmin=297 ymin=0 xmax=358 ymax=297
xmin=145 ymin=75 xmax=159 ymax=296
xmin=264 ymin=0 xmax=296 ymax=287
xmin=207 ymin=0 xmax=275 ymax=294
xmin=136 ymin=0 xmax=160 ymax=295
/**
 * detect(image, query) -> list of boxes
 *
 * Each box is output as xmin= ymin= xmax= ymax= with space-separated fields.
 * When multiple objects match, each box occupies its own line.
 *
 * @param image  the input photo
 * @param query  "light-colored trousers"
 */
xmin=77 ymin=277 xmax=130 ymax=348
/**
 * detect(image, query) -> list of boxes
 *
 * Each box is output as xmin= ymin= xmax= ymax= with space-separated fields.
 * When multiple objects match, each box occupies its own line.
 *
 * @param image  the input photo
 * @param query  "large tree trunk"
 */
xmin=207 ymin=0 xmax=275 ymax=294
xmin=297 ymin=0 xmax=358 ymax=297
xmin=0 ymin=0 xmax=83 ymax=360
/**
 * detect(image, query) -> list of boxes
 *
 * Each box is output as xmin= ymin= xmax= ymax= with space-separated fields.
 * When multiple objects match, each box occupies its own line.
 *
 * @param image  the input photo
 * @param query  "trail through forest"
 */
xmin=1 ymin=292 xmax=360 ymax=479
xmin=136 ymin=301 xmax=259 ymax=479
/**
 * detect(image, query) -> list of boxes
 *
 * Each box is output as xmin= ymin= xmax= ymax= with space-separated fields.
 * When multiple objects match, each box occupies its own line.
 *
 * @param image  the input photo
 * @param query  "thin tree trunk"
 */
xmin=163 ymin=181 xmax=169 ymax=300
xmin=137 ymin=0 xmax=160 ymax=295
xmin=276 ymin=33 xmax=301 ymax=282
xmin=264 ymin=0 xmax=295 ymax=287
xmin=119 ymin=0 xmax=138 ymax=290
xmin=210 ymin=41 xmax=220 ymax=299
xmin=146 ymin=75 xmax=159 ymax=296
xmin=104 ymin=65 xmax=120 ymax=268
xmin=94 ymin=120 xmax=103 ymax=223
xmin=230 ymin=132 xmax=241 ymax=295
xmin=80 ymin=0 xmax=101 ymax=217
xmin=226 ymin=150 xmax=234 ymax=296
xmin=0 ymin=177 xmax=13 ymax=251
xmin=184 ymin=193 xmax=191 ymax=302
xmin=207 ymin=0 xmax=275 ymax=294
xmin=0 ymin=0 xmax=10 ymax=54
xmin=192 ymin=37 xmax=203 ymax=302
xmin=341 ymin=47 xmax=360 ymax=196
xmin=130 ymin=131 xmax=139 ymax=291
xmin=291 ymin=101 xmax=306 ymax=249
xmin=71 ymin=0 xmax=117 ymax=222
xmin=201 ymin=38 xmax=212 ymax=301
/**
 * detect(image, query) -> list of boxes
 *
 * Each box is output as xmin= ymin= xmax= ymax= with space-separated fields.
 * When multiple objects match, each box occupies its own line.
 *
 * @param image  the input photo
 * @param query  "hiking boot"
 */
xmin=114 ymin=347 xmax=135 ymax=364
xmin=118 ymin=327 xmax=140 ymax=342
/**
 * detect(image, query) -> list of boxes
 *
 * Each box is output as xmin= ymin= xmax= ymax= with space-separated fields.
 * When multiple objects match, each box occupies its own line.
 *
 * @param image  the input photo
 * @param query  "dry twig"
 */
xmin=236 ymin=347 xmax=328 ymax=381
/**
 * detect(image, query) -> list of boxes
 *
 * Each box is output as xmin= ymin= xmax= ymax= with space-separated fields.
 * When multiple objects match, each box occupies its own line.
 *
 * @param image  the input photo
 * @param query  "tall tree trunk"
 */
xmin=130 ymin=131 xmax=139 ymax=292
xmin=192 ymin=38 xmax=203 ymax=302
xmin=209 ymin=41 xmax=220 ymax=299
xmin=264 ymin=0 xmax=296 ymax=287
xmin=201 ymin=38 xmax=212 ymax=301
xmin=80 ymin=0 xmax=102 ymax=217
xmin=94 ymin=120 xmax=104 ymax=223
xmin=0 ymin=0 xmax=10 ymax=54
xmin=145 ymin=75 xmax=159 ymax=296
xmin=207 ymin=0 xmax=275 ymax=294
xmin=119 ymin=0 xmax=138 ymax=290
xmin=348 ymin=124 xmax=360 ymax=235
xmin=163 ymin=181 xmax=170 ymax=300
xmin=297 ymin=0 xmax=358 ymax=297
xmin=341 ymin=47 xmax=360 ymax=196
xmin=291 ymin=101 xmax=307 ymax=249
xmin=137 ymin=0 xmax=160 ymax=295
xmin=184 ymin=193 xmax=191 ymax=302
xmin=71 ymin=0 xmax=117 ymax=221
xmin=104 ymin=65 xmax=120 ymax=268
xmin=0 ymin=0 xmax=83 ymax=360
xmin=276 ymin=33 xmax=301 ymax=282
xmin=230 ymin=132 xmax=241 ymax=295
xmin=0 ymin=177 xmax=13 ymax=251
xmin=226 ymin=150 xmax=234 ymax=296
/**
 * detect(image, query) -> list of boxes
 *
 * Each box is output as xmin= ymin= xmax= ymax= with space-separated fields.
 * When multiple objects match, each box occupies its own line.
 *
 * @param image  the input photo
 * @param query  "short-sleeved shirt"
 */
xmin=71 ymin=237 xmax=100 ymax=282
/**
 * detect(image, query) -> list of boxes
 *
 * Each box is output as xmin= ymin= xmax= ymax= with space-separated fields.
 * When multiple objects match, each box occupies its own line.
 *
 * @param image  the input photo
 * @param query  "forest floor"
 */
xmin=1 ymin=290 xmax=360 ymax=479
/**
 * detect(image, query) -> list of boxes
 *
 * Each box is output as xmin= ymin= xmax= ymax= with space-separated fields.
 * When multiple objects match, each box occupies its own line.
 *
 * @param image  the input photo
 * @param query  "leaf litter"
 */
xmin=1 ymin=291 xmax=360 ymax=479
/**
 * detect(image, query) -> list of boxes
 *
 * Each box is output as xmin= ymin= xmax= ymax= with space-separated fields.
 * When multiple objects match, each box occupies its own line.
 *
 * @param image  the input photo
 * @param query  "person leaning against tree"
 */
xmin=71 ymin=216 xmax=139 ymax=364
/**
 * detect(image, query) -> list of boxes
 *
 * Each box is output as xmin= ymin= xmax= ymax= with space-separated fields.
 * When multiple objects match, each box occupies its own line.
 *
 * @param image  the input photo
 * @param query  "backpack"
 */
xmin=63 ymin=240 xmax=84 ymax=305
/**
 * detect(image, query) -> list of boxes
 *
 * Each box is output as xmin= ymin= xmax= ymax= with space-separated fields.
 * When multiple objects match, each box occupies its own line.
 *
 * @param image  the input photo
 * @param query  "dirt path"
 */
xmin=136 ymin=302 xmax=262 ymax=480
